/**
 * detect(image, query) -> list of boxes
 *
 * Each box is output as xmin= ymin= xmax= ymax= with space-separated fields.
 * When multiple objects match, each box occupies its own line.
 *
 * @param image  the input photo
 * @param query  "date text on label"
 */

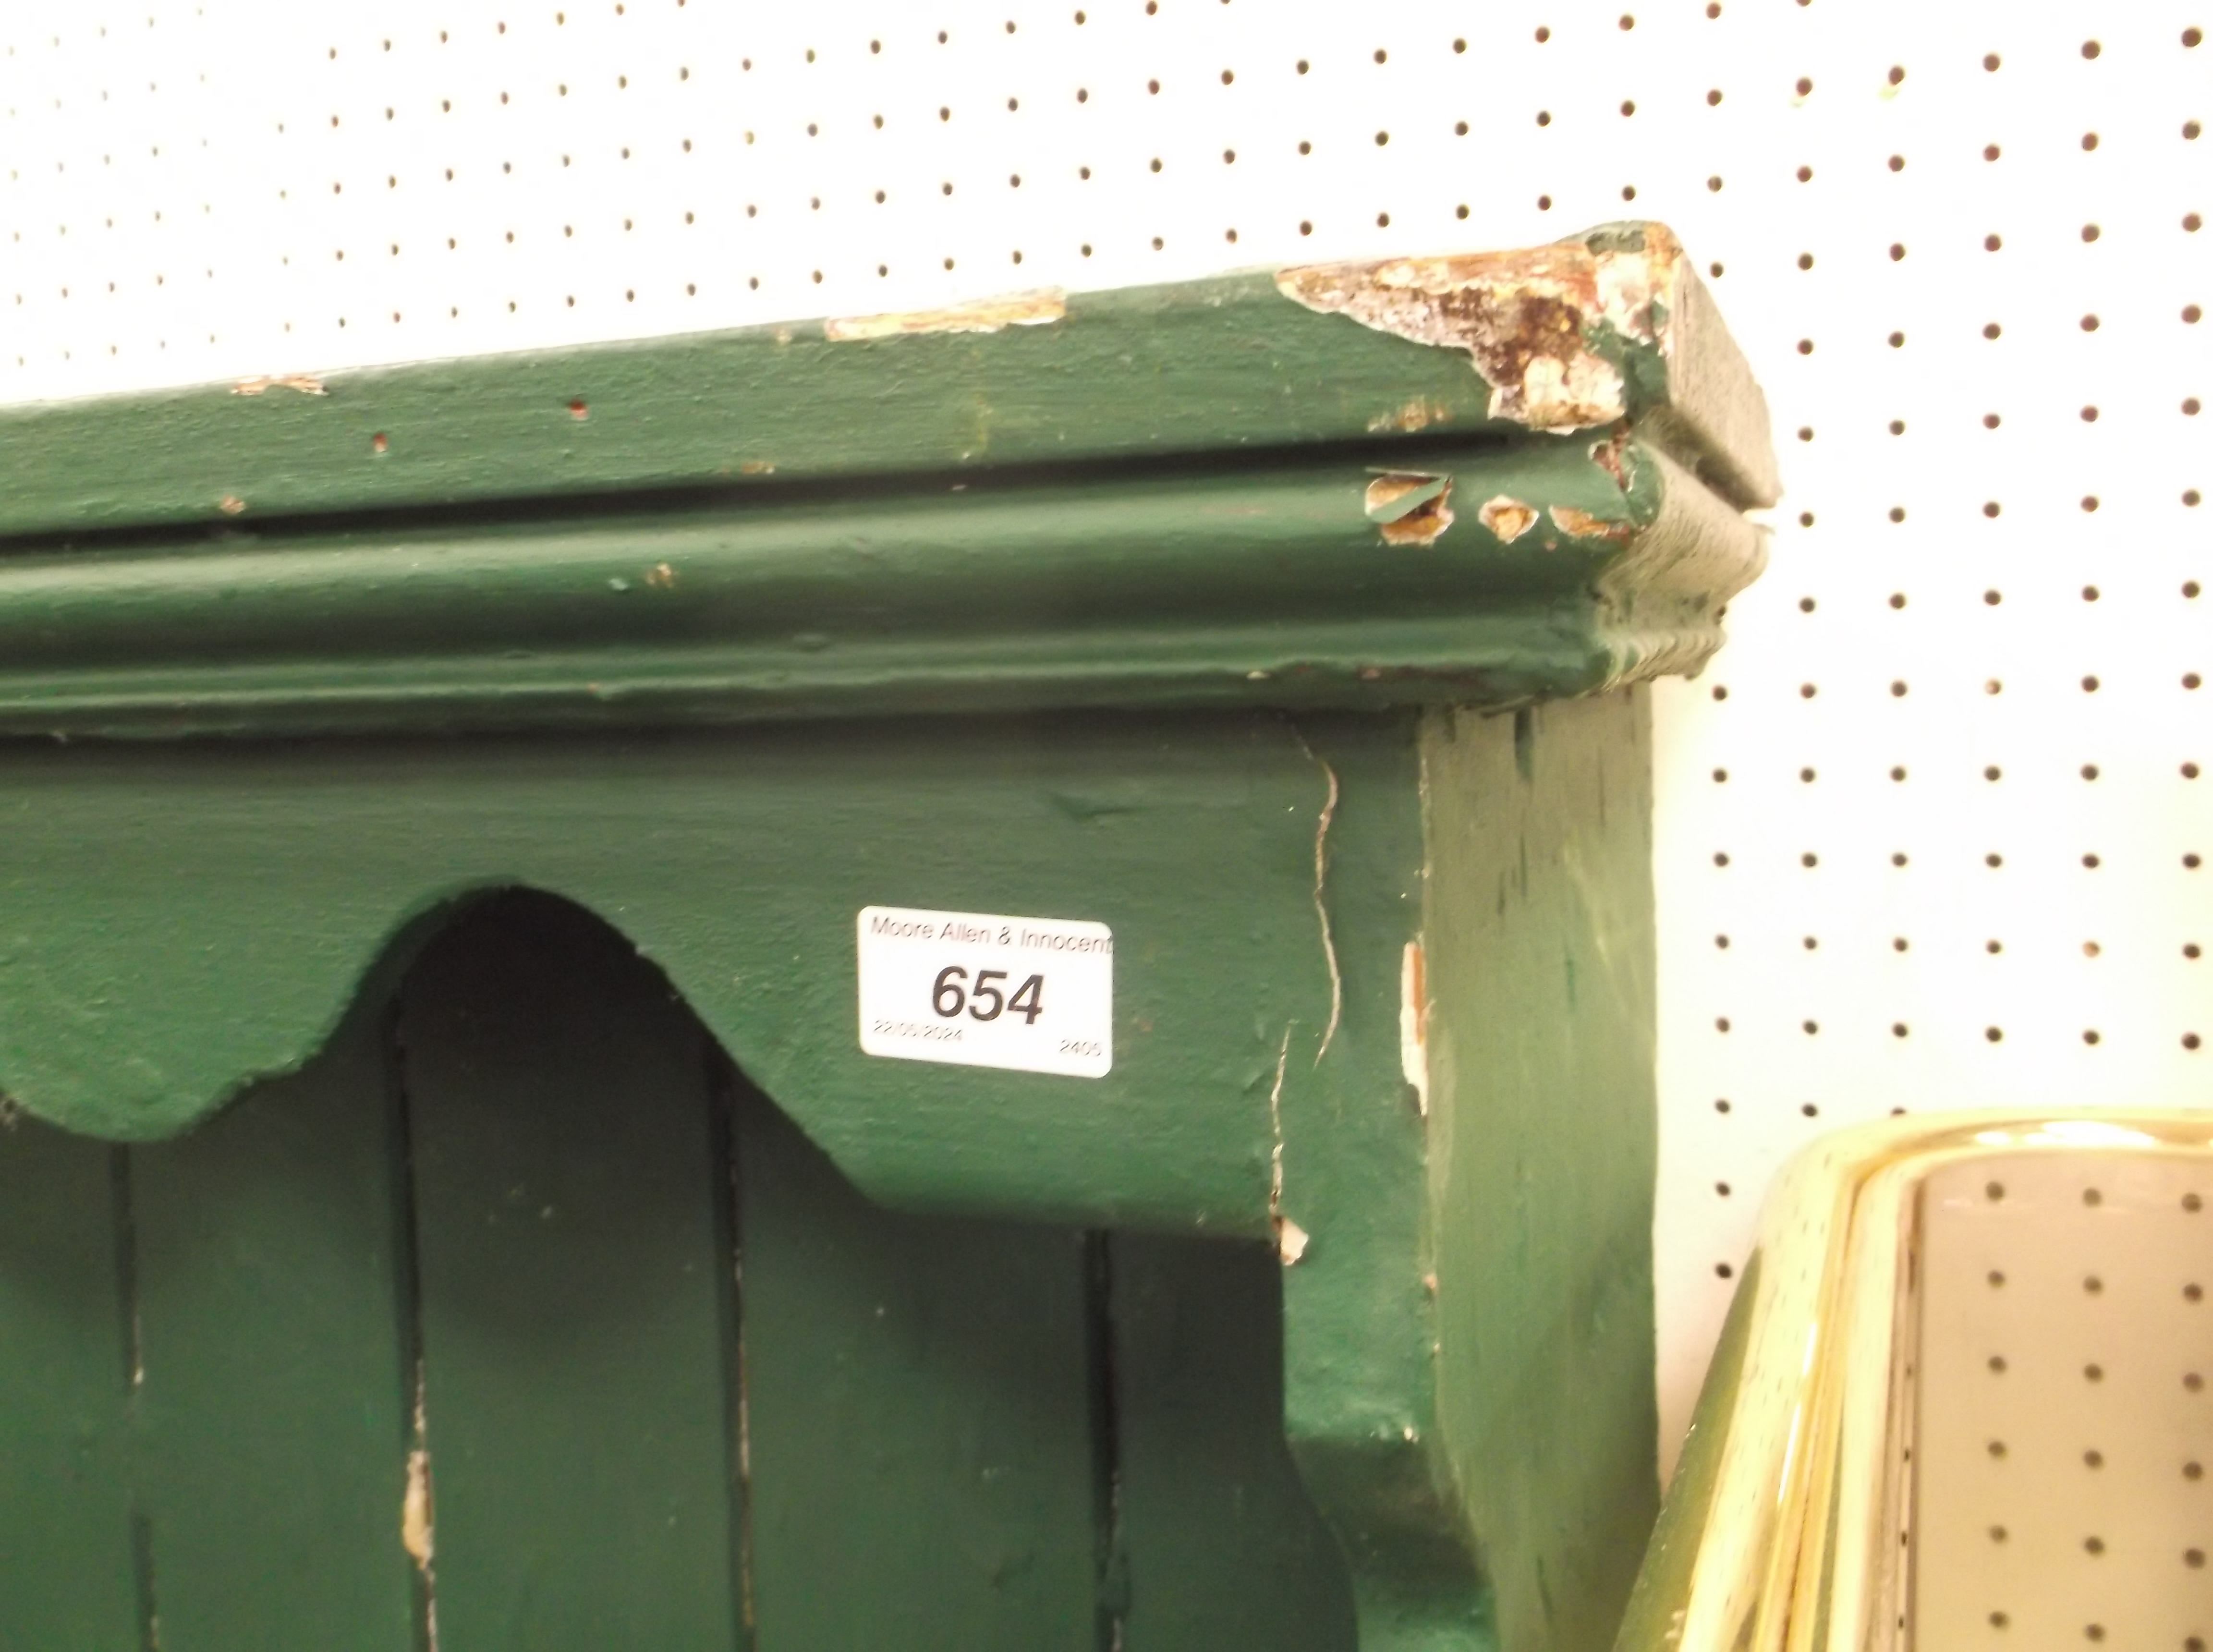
xmin=856 ymin=906 xmax=1113 ymax=1078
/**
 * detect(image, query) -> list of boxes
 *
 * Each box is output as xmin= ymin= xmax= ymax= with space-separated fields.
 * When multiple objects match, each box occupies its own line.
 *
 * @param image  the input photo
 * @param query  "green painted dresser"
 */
xmin=0 ymin=222 xmax=1773 ymax=1652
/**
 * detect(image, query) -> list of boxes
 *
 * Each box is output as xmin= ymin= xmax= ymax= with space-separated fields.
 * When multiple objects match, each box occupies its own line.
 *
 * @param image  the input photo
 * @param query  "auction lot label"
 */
xmin=856 ymin=906 xmax=1112 ymax=1078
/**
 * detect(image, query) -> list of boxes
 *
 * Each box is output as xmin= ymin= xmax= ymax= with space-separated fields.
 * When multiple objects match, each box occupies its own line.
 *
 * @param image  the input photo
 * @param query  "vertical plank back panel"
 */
xmin=0 ymin=1118 xmax=141 ymax=1652
xmin=0 ymin=891 xmax=1362 ymax=1649
xmin=1108 ymin=1233 xmax=1358 ymax=1652
xmin=127 ymin=1017 xmax=421 ymax=1652
xmin=398 ymin=895 xmax=743 ymax=1652
xmin=734 ymin=1081 xmax=1102 ymax=1651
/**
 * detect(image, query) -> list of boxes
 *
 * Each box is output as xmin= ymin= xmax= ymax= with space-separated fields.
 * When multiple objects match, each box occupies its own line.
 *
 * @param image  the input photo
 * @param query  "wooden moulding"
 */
xmin=1 ymin=222 xmax=1775 ymax=531
xmin=0 ymin=221 xmax=1771 ymax=740
xmin=0 ymin=436 xmax=1752 ymax=739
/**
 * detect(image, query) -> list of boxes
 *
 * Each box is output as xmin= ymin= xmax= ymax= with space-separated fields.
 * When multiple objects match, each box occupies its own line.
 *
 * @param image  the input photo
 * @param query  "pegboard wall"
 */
xmin=2 ymin=0 xmax=2206 ymax=1476
xmin=1914 ymin=1152 xmax=2213 ymax=1648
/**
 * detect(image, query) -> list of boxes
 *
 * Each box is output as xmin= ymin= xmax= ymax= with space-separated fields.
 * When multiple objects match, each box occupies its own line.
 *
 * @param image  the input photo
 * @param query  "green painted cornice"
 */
xmin=0 ymin=222 xmax=1774 ymax=538
xmin=0 ymin=222 xmax=1770 ymax=737
xmin=0 ymin=437 xmax=1757 ymax=740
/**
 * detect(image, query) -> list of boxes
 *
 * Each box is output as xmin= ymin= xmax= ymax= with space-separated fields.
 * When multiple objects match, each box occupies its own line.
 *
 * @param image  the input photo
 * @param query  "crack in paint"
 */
xmin=823 ymin=289 xmax=1067 ymax=341
xmin=230 ymin=374 xmax=328 ymax=397
xmin=402 ymin=1360 xmax=440 ymax=1652
xmin=1548 ymin=503 xmax=1638 ymax=543
xmin=1365 ymin=396 xmax=1455 ymax=433
xmin=1400 ymin=940 xmax=1431 ymax=1117
xmin=1276 ymin=235 xmax=1670 ymax=430
xmin=1364 ymin=472 xmax=1456 ymax=546
xmin=1477 ymin=494 xmax=1538 ymax=544
xmin=1300 ymin=747 xmax=1343 ymax=1066
xmin=1267 ymin=1027 xmax=1290 ymax=1211
xmin=401 ymin=1448 xmax=434 ymax=1571
xmin=1589 ymin=428 xmax=1635 ymax=491
xmin=1266 ymin=1026 xmax=1308 ymax=1265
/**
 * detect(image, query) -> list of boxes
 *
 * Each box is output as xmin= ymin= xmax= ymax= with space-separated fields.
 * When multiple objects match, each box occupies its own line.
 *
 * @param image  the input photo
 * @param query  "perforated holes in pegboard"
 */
xmin=1644 ymin=4 xmax=2211 ymax=1465
xmin=1914 ymin=1154 xmax=2213 ymax=1646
